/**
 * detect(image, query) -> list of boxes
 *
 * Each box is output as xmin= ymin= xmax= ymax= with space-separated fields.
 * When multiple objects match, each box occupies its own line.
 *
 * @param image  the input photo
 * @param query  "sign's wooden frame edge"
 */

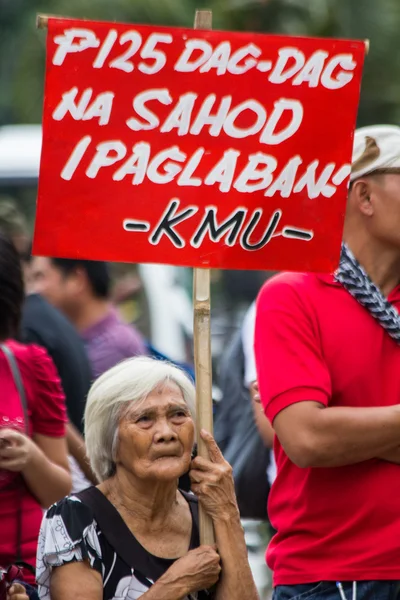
xmin=36 ymin=11 xmax=370 ymax=54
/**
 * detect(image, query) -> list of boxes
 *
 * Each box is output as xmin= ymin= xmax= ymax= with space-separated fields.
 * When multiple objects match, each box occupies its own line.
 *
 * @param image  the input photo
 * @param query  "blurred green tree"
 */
xmin=1 ymin=0 xmax=209 ymax=124
xmin=218 ymin=0 xmax=400 ymax=125
xmin=0 ymin=0 xmax=399 ymax=126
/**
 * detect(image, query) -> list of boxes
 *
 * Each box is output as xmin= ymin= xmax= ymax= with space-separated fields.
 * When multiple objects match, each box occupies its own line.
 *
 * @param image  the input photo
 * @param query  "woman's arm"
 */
xmin=26 ymin=433 xmax=72 ymax=506
xmin=0 ymin=429 xmax=71 ymax=507
xmin=20 ymin=344 xmax=72 ymax=504
xmin=66 ymin=422 xmax=98 ymax=484
xmin=190 ymin=430 xmax=259 ymax=600
xmin=50 ymin=562 xmax=103 ymax=600
xmin=50 ymin=563 xmax=168 ymax=600
xmin=48 ymin=546 xmax=219 ymax=600
xmin=213 ymin=514 xmax=259 ymax=600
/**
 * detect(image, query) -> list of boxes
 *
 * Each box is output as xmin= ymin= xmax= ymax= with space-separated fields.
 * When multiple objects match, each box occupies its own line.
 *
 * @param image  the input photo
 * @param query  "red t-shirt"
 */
xmin=255 ymin=272 xmax=400 ymax=585
xmin=0 ymin=340 xmax=67 ymax=583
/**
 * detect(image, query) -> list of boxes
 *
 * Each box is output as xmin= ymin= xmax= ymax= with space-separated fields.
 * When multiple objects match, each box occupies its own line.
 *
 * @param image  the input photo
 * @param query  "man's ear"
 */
xmin=72 ymin=266 xmax=88 ymax=293
xmin=351 ymin=179 xmax=374 ymax=217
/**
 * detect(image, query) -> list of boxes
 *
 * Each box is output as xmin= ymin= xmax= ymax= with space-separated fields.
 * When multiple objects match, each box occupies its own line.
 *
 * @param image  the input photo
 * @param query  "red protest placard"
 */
xmin=33 ymin=18 xmax=365 ymax=272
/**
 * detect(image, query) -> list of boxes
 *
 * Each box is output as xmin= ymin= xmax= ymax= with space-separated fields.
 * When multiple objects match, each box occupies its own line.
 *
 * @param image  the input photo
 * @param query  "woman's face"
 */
xmin=116 ymin=381 xmax=195 ymax=482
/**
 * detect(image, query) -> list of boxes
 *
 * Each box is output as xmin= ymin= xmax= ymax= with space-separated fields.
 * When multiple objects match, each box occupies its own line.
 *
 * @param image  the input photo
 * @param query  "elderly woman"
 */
xmin=37 ymin=356 xmax=259 ymax=600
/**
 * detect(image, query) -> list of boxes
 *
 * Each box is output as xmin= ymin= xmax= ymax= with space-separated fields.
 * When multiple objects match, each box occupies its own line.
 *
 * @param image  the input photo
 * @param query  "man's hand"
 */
xmin=250 ymin=381 xmax=260 ymax=403
xmin=249 ymin=380 xmax=275 ymax=448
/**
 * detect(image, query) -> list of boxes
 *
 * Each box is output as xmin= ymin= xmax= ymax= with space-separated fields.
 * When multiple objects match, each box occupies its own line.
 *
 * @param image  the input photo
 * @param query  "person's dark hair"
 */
xmin=0 ymin=196 xmax=28 ymax=239
xmin=51 ymin=258 xmax=110 ymax=299
xmin=0 ymin=232 xmax=24 ymax=341
xmin=20 ymin=242 xmax=33 ymax=264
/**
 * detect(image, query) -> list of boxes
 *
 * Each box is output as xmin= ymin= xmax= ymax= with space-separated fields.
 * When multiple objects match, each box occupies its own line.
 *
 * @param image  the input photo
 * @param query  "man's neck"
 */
xmin=344 ymin=236 xmax=400 ymax=298
xmin=72 ymin=298 xmax=111 ymax=332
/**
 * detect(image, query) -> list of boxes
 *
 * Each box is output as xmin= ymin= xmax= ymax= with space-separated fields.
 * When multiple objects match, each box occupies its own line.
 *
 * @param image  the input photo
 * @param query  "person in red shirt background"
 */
xmin=255 ymin=125 xmax=400 ymax=600
xmin=0 ymin=233 xmax=71 ymax=597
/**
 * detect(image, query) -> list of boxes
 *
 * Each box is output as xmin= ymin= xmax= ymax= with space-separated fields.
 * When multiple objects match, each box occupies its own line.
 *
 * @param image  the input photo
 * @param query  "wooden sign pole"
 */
xmin=192 ymin=12 xmax=215 ymax=547
xmin=193 ymin=267 xmax=215 ymax=546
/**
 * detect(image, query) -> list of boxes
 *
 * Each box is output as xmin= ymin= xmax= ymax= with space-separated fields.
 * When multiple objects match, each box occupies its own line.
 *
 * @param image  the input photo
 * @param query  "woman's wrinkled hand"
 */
xmin=161 ymin=545 xmax=221 ymax=596
xmin=6 ymin=583 xmax=29 ymax=600
xmin=189 ymin=430 xmax=239 ymax=522
xmin=0 ymin=429 xmax=34 ymax=473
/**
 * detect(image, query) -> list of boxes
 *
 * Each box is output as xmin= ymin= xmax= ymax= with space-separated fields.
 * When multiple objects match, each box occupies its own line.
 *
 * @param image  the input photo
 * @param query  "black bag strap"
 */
xmin=0 ymin=345 xmax=29 ymax=435
xmin=0 ymin=344 xmax=31 ymax=570
xmin=76 ymin=486 xmax=156 ymax=579
xmin=179 ymin=489 xmax=199 ymax=531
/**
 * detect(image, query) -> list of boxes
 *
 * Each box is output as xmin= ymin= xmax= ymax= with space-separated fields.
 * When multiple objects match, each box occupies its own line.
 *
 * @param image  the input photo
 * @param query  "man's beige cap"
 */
xmin=351 ymin=124 xmax=400 ymax=182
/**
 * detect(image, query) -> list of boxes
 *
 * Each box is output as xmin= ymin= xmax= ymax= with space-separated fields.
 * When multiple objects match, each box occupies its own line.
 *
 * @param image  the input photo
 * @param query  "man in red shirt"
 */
xmin=255 ymin=125 xmax=400 ymax=600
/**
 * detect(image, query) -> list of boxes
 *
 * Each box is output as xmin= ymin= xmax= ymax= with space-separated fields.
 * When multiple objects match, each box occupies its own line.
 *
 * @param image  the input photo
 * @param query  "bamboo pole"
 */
xmin=192 ymin=10 xmax=215 ymax=547
xmin=193 ymin=267 xmax=214 ymax=546
xmin=36 ymin=14 xmax=74 ymax=28
xmin=36 ymin=15 xmax=51 ymax=29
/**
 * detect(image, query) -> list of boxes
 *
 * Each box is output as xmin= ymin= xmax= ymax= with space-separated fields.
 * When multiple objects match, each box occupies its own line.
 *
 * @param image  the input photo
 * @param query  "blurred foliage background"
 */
xmin=1 ymin=0 xmax=400 ymax=127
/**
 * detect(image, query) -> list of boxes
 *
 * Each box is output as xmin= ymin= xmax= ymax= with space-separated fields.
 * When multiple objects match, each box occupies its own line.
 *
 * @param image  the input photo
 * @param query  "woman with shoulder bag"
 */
xmin=0 ymin=233 xmax=72 ymax=598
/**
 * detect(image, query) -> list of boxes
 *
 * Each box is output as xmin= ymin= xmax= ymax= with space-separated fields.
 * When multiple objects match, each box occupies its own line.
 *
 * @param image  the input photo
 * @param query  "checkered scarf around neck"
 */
xmin=335 ymin=243 xmax=400 ymax=344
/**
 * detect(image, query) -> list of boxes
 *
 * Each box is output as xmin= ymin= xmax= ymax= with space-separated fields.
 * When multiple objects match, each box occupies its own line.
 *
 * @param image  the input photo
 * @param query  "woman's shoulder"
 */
xmin=5 ymin=340 xmax=67 ymax=434
xmin=42 ymin=494 xmax=101 ymax=551
xmin=6 ymin=340 xmax=59 ymax=383
xmin=38 ymin=494 xmax=103 ymax=573
xmin=46 ymin=493 xmax=96 ymax=526
xmin=7 ymin=339 xmax=47 ymax=360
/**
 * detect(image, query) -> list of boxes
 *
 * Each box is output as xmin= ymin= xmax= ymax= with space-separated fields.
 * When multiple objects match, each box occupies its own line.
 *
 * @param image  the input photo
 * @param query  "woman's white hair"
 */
xmin=84 ymin=356 xmax=196 ymax=482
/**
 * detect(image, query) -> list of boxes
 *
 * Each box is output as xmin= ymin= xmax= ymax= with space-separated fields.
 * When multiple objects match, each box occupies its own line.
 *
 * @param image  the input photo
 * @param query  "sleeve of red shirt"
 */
xmin=254 ymin=274 xmax=332 ymax=424
xmin=29 ymin=345 xmax=68 ymax=437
